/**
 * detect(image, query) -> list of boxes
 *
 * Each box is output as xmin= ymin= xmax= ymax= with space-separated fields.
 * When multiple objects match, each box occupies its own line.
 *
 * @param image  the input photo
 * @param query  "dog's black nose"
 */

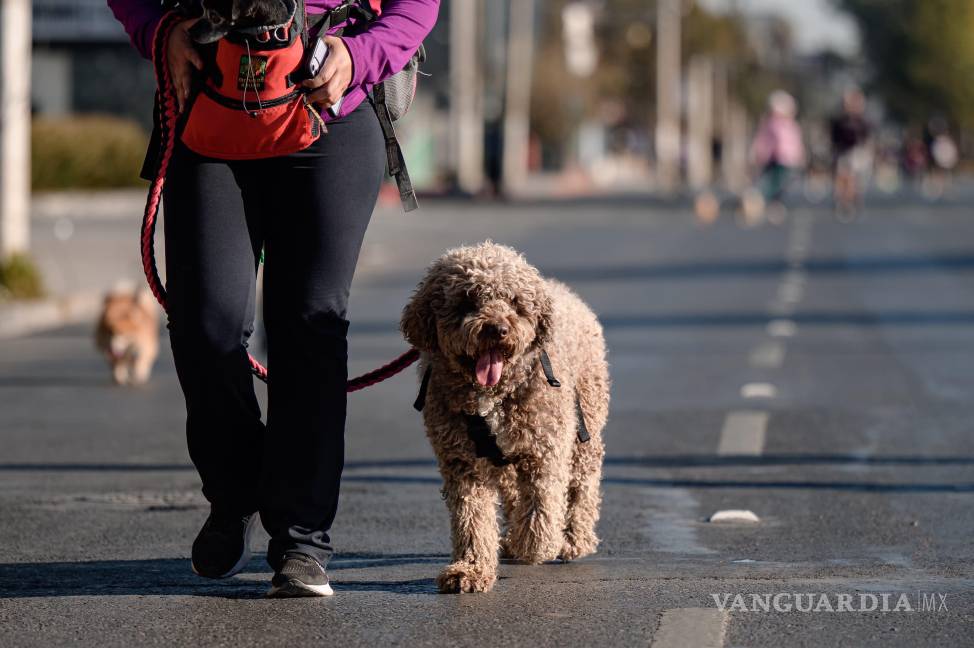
xmin=496 ymin=324 xmax=509 ymax=338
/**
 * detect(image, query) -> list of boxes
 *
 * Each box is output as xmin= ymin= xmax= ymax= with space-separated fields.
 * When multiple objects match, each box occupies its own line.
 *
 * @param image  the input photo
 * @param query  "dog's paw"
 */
xmin=498 ymin=535 xmax=514 ymax=560
xmin=505 ymin=528 xmax=561 ymax=564
xmin=558 ymin=534 xmax=598 ymax=562
xmin=436 ymin=562 xmax=496 ymax=593
xmin=507 ymin=541 xmax=560 ymax=565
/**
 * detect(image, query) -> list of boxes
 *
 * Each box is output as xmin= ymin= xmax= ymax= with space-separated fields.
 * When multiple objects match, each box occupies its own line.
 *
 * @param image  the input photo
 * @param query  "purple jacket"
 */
xmin=107 ymin=0 xmax=439 ymax=119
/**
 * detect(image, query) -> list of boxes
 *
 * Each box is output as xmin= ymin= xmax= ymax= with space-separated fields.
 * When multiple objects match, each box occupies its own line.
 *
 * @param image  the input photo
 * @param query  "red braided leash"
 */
xmin=142 ymin=12 xmax=419 ymax=389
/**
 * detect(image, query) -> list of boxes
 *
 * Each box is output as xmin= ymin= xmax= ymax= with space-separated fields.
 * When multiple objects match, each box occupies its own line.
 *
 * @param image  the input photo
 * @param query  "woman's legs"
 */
xmin=257 ymin=104 xmax=386 ymax=570
xmin=163 ymin=142 xmax=265 ymax=518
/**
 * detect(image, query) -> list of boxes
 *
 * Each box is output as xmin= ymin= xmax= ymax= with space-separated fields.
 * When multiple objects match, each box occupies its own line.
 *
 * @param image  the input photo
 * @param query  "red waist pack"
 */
xmin=181 ymin=24 xmax=322 ymax=160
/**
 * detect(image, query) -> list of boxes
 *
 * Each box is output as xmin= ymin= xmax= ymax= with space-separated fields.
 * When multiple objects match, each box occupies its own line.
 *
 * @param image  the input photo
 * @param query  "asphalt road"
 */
xmin=2 ymin=196 xmax=973 ymax=647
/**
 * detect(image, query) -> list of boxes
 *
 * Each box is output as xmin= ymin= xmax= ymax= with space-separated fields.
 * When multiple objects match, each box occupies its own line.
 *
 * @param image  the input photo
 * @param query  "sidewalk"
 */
xmin=0 ymin=191 xmax=150 ymax=338
xmin=4 ymin=189 xmax=497 ymax=338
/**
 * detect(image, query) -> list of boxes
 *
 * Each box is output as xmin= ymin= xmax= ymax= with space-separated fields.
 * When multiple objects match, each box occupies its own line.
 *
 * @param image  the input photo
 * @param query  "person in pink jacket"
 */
xmin=108 ymin=0 xmax=439 ymax=597
xmin=750 ymin=90 xmax=806 ymax=208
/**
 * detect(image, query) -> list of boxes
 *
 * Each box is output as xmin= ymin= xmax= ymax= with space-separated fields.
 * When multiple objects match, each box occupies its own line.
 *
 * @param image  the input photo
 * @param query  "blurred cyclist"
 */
xmin=830 ymin=87 xmax=872 ymax=217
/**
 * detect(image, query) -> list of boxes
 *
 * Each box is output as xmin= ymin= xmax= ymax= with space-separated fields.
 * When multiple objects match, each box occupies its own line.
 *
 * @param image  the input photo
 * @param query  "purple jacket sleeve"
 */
xmin=341 ymin=0 xmax=440 ymax=89
xmin=107 ymin=0 xmax=166 ymax=60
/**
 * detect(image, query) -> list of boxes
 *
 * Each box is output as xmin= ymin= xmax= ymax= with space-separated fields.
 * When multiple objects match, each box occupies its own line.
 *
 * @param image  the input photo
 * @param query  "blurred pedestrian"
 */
xmin=900 ymin=128 xmax=929 ymax=187
xmin=749 ymin=90 xmax=805 ymax=222
xmin=108 ymin=0 xmax=439 ymax=597
xmin=830 ymin=87 xmax=872 ymax=217
xmin=922 ymin=115 xmax=959 ymax=200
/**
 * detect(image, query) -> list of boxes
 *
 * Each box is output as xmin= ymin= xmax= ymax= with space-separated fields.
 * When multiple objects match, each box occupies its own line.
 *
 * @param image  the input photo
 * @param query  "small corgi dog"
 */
xmin=95 ymin=284 xmax=160 ymax=386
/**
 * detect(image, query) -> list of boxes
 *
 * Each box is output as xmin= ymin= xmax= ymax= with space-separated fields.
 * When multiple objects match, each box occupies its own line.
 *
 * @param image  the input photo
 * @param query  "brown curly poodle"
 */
xmin=401 ymin=241 xmax=610 ymax=593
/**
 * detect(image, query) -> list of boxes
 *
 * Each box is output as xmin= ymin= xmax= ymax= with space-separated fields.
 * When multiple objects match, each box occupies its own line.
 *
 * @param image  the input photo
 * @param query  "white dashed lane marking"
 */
xmin=651 ymin=608 xmax=728 ymax=648
xmin=767 ymin=319 xmax=797 ymax=338
xmin=740 ymin=383 xmax=777 ymax=399
xmin=748 ymin=340 xmax=786 ymax=368
xmin=717 ymin=410 xmax=768 ymax=456
xmin=776 ymin=281 xmax=804 ymax=304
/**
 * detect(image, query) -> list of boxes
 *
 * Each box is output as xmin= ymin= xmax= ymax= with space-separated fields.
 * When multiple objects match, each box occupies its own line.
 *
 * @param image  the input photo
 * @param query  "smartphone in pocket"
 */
xmin=305 ymin=37 xmax=344 ymax=118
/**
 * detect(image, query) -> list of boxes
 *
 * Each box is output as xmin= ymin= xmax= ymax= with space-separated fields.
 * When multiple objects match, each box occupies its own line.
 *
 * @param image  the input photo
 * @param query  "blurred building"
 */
xmin=32 ymin=0 xmax=156 ymax=128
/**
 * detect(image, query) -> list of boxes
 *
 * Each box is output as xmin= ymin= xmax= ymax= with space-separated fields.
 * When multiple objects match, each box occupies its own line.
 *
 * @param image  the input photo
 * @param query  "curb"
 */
xmin=0 ymin=292 xmax=102 ymax=339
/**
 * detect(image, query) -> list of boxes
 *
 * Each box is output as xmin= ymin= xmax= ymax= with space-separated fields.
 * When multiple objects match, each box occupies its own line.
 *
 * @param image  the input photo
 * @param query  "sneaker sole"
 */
xmin=266 ymin=579 xmax=334 ymax=598
xmin=191 ymin=513 xmax=259 ymax=579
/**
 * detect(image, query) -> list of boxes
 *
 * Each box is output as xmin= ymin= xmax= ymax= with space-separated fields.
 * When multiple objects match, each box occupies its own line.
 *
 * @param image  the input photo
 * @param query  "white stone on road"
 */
xmin=709 ymin=509 xmax=761 ymax=523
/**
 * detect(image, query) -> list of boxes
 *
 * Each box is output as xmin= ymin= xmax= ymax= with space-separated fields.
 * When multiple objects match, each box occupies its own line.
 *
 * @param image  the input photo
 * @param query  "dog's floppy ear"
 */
xmin=532 ymin=290 xmax=555 ymax=350
xmin=400 ymin=272 xmax=443 ymax=352
xmin=523 ymin=267 xmax=554 ymax=350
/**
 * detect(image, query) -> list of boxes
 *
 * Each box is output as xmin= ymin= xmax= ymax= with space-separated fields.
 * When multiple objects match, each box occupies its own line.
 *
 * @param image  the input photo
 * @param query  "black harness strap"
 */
xmin=537 ymin=350 xmax=591 ymax=444
xmin=305 ymin=0 xmax=376 ymax=34
xmin=413 ymin=364 xmax=432 ymax=412
xmin=372 ymin=82 xmax=419 ymax=212
xmin=413 ymin=350 xmax=591 ymax=464
xmin=464 ymin=415 xmax=511 ymax=467
xmin=575 ymin=397 xmax=591 ymax=443
xmin=539 ymin=349 xmax=561 ymax=387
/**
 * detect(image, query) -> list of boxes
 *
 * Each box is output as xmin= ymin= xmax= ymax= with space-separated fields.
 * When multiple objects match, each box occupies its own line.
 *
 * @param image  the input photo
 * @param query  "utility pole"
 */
xmin=450 ymin=0 xmax=485 ymax=195
xmin=686 ymin=56 xmax=713 ymax=190
xmin=501 ymin=0 xmax=536 ymax=197
xmin=722 ymin=99 xmax=748 ymax=193
xmin=655 ymin=0 xmax=681 ymax=194
xmin=0 ymin=0 xmax=32 ymax=258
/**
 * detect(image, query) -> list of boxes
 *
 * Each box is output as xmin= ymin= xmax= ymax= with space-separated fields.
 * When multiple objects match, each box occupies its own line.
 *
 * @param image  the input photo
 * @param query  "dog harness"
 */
xmin=413 ymin=350 xmax=591 ymax=467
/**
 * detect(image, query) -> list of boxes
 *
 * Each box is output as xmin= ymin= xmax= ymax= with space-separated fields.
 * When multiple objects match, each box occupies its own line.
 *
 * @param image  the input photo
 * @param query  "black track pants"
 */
xmin=162 ymin=103 xmax=386 ymax=569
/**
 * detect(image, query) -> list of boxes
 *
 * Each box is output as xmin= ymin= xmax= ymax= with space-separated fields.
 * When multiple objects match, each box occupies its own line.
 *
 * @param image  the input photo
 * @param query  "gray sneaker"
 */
xmin=267 ymin=552 xmax=334 ymax=598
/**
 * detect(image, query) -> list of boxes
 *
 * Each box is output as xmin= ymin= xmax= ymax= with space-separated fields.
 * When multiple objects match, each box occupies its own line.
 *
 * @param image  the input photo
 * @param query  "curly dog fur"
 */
xmin=401 ymin=242 xmax=610 ymax=593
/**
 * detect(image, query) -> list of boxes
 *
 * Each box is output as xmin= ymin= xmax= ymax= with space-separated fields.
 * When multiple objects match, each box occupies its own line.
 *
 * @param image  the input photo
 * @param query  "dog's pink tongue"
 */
xmin=475 ymin=350 xmax=504 ymax=386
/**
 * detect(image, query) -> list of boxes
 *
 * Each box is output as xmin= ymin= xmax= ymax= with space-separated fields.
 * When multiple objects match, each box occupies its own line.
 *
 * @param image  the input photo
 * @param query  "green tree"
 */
xmin=836 ymin=0 xmax=974 ymax=129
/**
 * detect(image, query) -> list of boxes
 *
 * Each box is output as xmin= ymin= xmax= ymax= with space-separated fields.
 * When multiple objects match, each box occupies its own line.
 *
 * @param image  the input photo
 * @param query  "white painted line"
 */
xmin=652 ymin=608 xmax=728 ymax=648
xmin=748 ymin=341 xmax=785 ymax=368
xmin=777 ymin=282 xmax=803 ymax=303
xmin=741 ymin=383 xmax=777 ymax=399
xmin=718 ymin=410 xmax=768 ymax=455
xmin=767 ymin=319 xmax=797 ymax=337
xmin=709 ymin=509 xmax=761 ymax=523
